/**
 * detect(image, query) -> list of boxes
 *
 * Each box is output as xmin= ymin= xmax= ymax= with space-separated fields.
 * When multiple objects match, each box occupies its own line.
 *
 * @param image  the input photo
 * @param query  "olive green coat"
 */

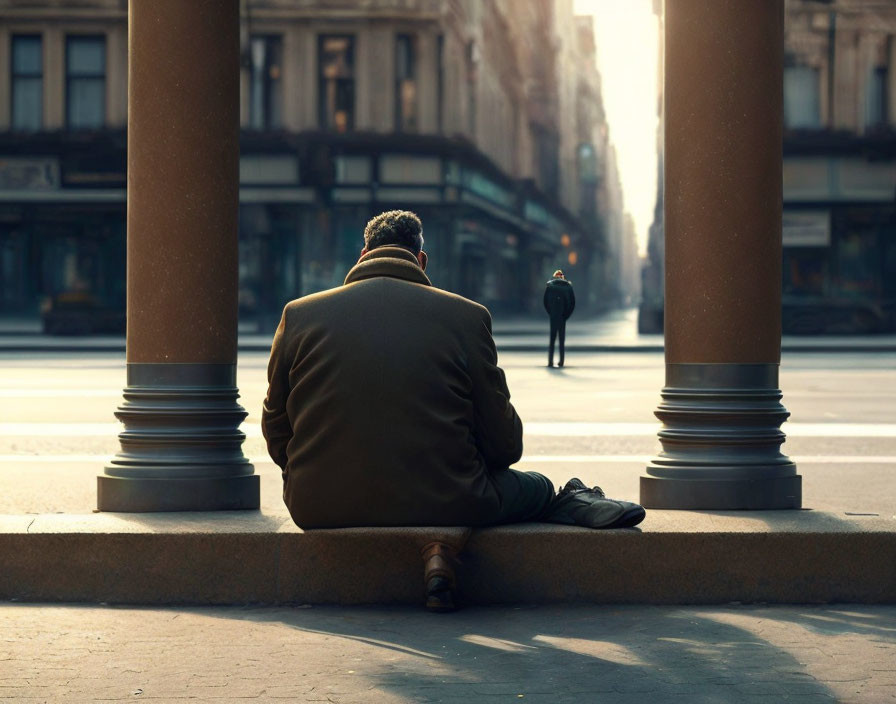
xmin=262 ymin=246 xmax=523 ymax=528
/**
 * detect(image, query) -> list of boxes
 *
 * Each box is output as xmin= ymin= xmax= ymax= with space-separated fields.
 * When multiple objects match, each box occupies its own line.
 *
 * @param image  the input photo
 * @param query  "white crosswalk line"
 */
xmin=1 ymin=454 xmax=895 ymax=465
xmin=2 ymin=421 xmax=896 ymax=438
xmin=0 ymin=423 xmax=121 ymax=436
xmin=0 ymin=389 xmax=121 ymax=397
xmin=522 ymin=422 xmax=896 ymax=437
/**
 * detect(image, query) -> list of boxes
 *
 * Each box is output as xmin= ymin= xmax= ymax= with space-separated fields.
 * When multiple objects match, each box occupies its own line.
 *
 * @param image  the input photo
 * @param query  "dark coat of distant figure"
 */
xmin=543 ymin=271 xmax=575 ymax=367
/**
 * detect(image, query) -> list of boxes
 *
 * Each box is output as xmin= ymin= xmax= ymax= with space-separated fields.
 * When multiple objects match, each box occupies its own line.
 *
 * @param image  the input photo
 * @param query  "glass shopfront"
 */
xmin=0 ymin=204 xmax=125 ymax=314
xmin=238 ymin=203 xmax=302 ymax=329
xmin=783 ymin=205 xmax=896 ymax=333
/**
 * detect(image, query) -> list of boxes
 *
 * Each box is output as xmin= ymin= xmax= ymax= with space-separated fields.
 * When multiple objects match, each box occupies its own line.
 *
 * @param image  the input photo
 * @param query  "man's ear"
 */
xmin=417 ymin=250 xmax=428 ymax=271
xmin=360 ymin=246 xmax=368 ymax=257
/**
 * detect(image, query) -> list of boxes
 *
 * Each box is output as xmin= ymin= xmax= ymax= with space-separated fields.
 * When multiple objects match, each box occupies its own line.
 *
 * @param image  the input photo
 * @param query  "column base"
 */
xmin=641 ymin=363 xmax=801 ymax=510
xmin=640 ymin=474 xmax=801 ymax=510
xmin=98 ymin=363 xmax=260 ymax=513
xmin=98 ymin=474 xmax=260 ymax=512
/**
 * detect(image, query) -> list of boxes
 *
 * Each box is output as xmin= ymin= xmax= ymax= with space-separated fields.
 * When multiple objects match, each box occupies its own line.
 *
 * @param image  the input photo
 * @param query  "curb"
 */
xmin=3 ymin=511 xmax=894 ymax=605
xmin=1 ymin=342 xmax=894 ymax=354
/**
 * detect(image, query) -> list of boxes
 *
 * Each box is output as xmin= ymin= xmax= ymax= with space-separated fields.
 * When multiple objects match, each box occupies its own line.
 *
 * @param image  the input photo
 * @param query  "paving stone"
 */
xmin=0 ymin=604 xmax=893 ymax=702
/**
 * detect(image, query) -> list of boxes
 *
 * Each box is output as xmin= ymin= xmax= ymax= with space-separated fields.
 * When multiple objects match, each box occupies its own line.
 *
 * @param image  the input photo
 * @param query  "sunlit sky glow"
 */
xmin=574 ymin=0 xmax=659 ymax=257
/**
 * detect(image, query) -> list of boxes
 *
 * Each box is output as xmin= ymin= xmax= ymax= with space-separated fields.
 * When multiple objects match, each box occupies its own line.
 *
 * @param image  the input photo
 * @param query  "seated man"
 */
xmin=262 ymin=211 xmax=644 ymax=605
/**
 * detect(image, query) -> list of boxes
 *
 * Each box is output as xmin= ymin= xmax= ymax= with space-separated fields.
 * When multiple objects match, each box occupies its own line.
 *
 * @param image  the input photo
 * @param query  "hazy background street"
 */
xmin=3 ymin=347 xmax=893 ymax=517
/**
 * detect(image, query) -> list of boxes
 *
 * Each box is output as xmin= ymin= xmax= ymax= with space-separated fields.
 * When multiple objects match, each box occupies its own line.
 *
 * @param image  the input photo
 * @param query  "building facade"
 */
xmin=780 ymin=0 xmax=896 ymax=333
xmin=638 ymin=0 xmax=664 ymax=334
xmin=0 ymin=0 xmax=620 ymax=327
xmin=640 ymin=0 xmax=896 ymax=334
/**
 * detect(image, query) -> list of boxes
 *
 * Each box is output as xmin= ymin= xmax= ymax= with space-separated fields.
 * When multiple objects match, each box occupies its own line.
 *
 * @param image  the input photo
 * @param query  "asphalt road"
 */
xmin=0 ymin=349 xmax=893 ymax=516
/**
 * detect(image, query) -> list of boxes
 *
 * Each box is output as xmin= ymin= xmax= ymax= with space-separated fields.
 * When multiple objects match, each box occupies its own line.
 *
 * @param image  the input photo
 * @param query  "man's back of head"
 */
xmin=363 ymin=210 xmax=423 ymax=254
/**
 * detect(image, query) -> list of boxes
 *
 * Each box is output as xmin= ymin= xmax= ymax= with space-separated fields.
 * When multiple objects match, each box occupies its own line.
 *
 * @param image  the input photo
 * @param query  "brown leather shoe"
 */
xmin=421 ymin=541 xmax=458 ymax=612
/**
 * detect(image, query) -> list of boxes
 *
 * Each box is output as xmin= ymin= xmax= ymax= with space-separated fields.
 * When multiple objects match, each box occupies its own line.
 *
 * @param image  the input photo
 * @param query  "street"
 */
xmin=2 ymin=349 xmax=895 ymax=702
xmin=2 ymin=0 xmax=895 ymax=698
xmin=1 ymin=349 xmax=894 ymax=516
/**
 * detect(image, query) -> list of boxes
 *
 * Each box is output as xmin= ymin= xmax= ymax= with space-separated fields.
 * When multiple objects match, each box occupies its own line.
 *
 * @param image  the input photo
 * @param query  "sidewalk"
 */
xmin=2 ymin=308 xmax=896 ymax=352
xmin=2 ymin=602 xmax=894 ymax=702
xmin=2 ymin=459 xmax=895 ymax=606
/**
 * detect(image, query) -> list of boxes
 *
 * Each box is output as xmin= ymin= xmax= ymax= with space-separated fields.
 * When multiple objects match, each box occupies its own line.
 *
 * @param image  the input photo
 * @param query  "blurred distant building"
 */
xmin=0 ymin=0 xmax=623 ymax=326
xmin=638 ymin=0 xmax=664 ymax=334
xmin=780 ymin=0 xmax=896 ymax=333
xmin=620 ymin=212 xmax=640 ymax=306
xmin=566 ymin=13 xmax=630 ymax=310
xmin=598 ymin=144 xmax=627 ymax=307
xmin=641 ymin=0 xmax=896 ymax=334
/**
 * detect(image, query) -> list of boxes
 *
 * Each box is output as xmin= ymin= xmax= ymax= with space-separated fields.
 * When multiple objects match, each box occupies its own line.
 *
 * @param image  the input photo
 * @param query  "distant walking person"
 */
xmin=544 ymin=270 xmax=575 ymax=367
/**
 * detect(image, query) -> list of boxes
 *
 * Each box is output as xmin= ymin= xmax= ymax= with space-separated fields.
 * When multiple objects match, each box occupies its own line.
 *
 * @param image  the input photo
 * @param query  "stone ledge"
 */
xmin=1 ymin=511 xmax=894 ymax=606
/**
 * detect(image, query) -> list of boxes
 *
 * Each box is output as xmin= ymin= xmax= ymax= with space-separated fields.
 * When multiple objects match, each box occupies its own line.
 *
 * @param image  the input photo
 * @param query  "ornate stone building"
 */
xmin=0 ymin=0 xmax=620 ymax=325
xmin=640 ymin=0 xmax=896 ymax=334
xmin=780 ymin=0 xmax=896 ymax=333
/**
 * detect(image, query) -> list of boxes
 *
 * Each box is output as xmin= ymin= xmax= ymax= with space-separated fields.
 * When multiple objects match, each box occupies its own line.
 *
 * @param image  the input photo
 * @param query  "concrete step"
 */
xmin=2 ymin=511 xmax=894 ymax=606
xmin=3 ymin=338 xmax=896 ymax=353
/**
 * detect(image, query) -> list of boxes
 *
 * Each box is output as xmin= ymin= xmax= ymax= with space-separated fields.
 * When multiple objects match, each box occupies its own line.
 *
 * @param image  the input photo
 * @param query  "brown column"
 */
xmin=97 ymin=0 xmax=259 ymax=511
xmin=640 ymin=0 xmax=801 ymax=509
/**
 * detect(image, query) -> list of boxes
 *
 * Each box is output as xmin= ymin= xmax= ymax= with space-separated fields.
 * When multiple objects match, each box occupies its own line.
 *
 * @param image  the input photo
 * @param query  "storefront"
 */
xmin=1 ymin=132 xmax=589 ymax=328
xmin=783 ymin=205 xmax=896 ymax=333
xmin=0 ymin=202 xmax=125 ymax=316
xmin=782 ymin=148 xmax=896 ymax=333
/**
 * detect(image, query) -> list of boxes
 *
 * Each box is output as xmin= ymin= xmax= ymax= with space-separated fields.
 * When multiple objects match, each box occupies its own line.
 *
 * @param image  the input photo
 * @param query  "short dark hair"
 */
xmin=363 ymin=210 xmax=424 ymax=254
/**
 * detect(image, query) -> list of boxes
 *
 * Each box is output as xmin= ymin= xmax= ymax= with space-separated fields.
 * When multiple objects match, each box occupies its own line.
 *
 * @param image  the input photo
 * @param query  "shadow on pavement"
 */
xmin=197 ymin=603 xmax=892 ymax=702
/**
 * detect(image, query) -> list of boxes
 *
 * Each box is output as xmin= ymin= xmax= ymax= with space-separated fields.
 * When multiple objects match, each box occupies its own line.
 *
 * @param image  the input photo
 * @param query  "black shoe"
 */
xmin=543 ymin=478 xmax=646 ymax=529
xmin=422 ymin=542 xmax=458 ymax=613
xmin=425 ymin=576 xmax=456 ymax=612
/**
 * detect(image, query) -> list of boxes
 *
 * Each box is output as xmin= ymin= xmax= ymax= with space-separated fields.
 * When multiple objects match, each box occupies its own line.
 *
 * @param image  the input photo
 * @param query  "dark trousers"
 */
xmin=489 ymin=469 xmax=555 ymax=524
xmin=549 ymin=316 xmax=566 ymax=366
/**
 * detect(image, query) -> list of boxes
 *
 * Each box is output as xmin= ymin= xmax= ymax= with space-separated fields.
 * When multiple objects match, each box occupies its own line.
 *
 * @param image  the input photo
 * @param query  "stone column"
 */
xmin=97 ymin=0 xmax=259 ymax=511
xmin=640 ymin=0 xmax=801 ymax=509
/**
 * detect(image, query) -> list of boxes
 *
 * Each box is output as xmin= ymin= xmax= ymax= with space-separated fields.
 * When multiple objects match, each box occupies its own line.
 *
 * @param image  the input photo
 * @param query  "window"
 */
xmin=577 ymin=143 xmax=598 ymax=218
xmin=11 ymin=35 xmax=43 ymax=131
xmin=865 ymin=67 xmax=888 ymax=128
xmin=395 ymin=34 xmax=417 ymax=131
xmin=783 ymin=250 xmax=827 ymax=297
xmin=66 ymin=36 xmax=106 ymax=130
xmin=334 ymin=156 xmax=371 ymax=184
xmin=318 ymin=35 xmax=354 ymax=132
xmin=865 ymin=39 xmax=891 ymax=129
xmin=466 ymin=40 xmax=478 ymax=135
xmin=884 ymin=226 xmax=896 ymax=301
xmin=835 ymin=229 xmax=878 ymax=298
xmin=436 ymin=34 xmax=444 ymax=133
xmin=249 ymin=36 xmax=283 ymax=130
xmin=784 ymin=65 xmax=821 ymax=129
xmin=532 ymin=124 xmax=559 ymax=198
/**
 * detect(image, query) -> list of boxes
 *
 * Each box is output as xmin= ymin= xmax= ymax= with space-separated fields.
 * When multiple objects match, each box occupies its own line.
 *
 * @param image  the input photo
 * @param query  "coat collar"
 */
xmin=344 ymin=246 xmax=432 ymax=287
